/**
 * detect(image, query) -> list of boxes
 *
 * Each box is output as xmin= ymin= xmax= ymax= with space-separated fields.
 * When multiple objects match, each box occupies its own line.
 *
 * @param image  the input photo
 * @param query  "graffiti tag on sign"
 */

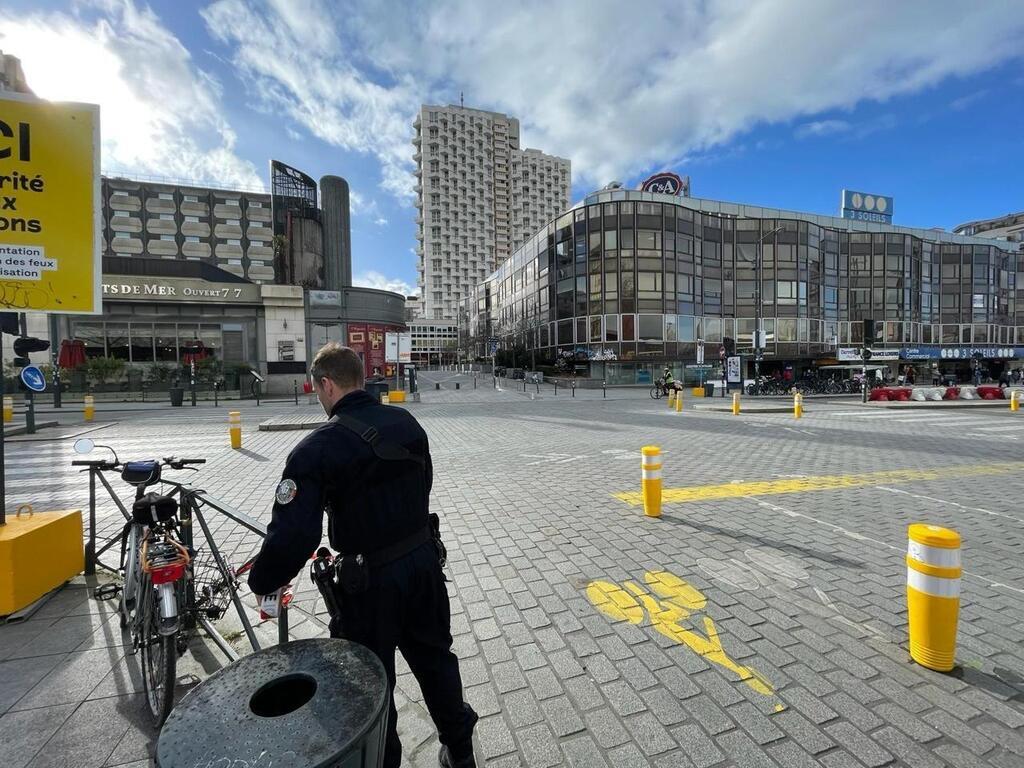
xmin=586 ymin=570 xmax=782 ymax=709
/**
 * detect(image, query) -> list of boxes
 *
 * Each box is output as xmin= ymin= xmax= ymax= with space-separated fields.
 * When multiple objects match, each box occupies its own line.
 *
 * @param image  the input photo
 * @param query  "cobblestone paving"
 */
xmin=2 ymin=374 xmax=1024 ymax=767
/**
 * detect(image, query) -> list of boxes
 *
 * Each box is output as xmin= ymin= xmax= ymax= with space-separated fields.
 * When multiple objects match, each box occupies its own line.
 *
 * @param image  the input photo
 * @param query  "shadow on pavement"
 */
xmin=235 ymin=449 xmax=270 ymax=462
xmin=659 ymin=513 xmax=866 ymax=570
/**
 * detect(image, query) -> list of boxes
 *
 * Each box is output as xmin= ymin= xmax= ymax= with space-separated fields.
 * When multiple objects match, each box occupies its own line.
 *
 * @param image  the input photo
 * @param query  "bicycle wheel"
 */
xmin=650 ymin=385 xmax=662 ymax=399
xmin=140 ymin=578 xmax=177 ymax=727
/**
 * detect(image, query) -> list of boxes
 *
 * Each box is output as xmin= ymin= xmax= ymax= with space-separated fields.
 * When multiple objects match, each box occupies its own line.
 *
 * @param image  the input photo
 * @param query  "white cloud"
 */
xmin=349 ymin=190 xmax=388 ymax=226
xmin=353 ymin=270 xmax=416 ymax=296
xmin=0 ymin=0 xmax=263 ymax=190
xmin=203 ymin=0 xmax=1024 ymax=197
xmin=795 ymin=119 xmax=851 ymax=138
xmin=201 ymin=0 xmax=418 ymax=200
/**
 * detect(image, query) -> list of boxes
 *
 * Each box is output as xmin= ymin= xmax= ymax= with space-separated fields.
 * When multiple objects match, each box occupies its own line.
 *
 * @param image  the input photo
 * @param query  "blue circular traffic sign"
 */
xmin=20 ymin=365 xmax=46 ymax=393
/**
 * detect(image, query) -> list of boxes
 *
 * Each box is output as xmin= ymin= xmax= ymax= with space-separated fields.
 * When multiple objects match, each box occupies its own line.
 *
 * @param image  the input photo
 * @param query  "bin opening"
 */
xmin=249 ymin=673 xmax=318 ymax=718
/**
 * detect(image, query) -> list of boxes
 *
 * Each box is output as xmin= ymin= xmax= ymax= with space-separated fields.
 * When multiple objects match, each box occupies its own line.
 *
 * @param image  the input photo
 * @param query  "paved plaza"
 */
xmin=2 ymin=372 xmax=1024 ymax=767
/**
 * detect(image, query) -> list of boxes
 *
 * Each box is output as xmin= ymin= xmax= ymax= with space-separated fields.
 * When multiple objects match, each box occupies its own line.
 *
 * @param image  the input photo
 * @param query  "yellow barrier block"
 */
xmin=0 ymin=509 xmax=84 ymax=615
xmin=907 ymin=523 xmax=961 ymax=672
xmin=229 ymin=410 xmax=242 ymax=450
xmin=692 ymin=387 xmax=704 ymax=398
xmin=389 ymin=390 xmax=406 ymax=403
xmin=2 ymin=395 xmax=11 ymax=423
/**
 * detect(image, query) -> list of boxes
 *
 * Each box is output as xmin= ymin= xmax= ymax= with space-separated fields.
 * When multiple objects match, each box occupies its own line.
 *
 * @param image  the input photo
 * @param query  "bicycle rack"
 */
xmin=80 ymin=465 xmax=288 ymax=661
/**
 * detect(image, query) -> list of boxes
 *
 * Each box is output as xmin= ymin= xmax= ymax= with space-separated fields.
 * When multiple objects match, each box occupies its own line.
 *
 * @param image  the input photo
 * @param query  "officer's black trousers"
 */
xmin=330 ymin=543 xmax=477 ymax=768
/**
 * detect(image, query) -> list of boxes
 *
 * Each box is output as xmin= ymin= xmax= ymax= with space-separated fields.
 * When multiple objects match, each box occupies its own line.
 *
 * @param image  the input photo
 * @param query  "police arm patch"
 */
xmin=275 ymin=479 xmax=298 ymax=505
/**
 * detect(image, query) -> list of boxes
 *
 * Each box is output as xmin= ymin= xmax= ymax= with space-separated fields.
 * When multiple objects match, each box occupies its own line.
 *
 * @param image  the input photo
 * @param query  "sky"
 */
xmin=2 ymin=0 xmax=1023 ymax=298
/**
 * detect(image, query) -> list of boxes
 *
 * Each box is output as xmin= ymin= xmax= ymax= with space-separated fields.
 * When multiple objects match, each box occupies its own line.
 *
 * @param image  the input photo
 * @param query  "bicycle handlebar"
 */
xmin=72 ymin=457 xmax=206 ymax=471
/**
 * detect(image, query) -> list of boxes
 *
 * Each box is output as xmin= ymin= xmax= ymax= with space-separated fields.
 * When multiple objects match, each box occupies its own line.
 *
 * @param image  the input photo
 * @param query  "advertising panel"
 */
xmin=0 ymin=94 xmax=101 ymax=313
xmin=639 ymin=172 xmax=690 ymax=197
xmin=840 ymin=189 xmax=894 ymax=224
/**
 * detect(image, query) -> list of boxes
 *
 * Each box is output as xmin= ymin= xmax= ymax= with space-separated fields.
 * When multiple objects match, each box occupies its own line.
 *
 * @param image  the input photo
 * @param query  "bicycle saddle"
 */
xmin=122 ymin=460 xmax=161 ymax=487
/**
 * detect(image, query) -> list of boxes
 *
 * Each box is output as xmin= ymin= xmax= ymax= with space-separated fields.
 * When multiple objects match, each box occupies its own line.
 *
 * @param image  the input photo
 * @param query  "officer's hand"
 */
xmin=255 ymin=585 xmax=293 ymax=619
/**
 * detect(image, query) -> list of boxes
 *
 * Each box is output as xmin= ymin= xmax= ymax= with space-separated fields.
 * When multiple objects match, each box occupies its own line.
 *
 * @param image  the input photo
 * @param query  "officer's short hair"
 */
xmin=311 ymin=343 xmax=364 ymax=389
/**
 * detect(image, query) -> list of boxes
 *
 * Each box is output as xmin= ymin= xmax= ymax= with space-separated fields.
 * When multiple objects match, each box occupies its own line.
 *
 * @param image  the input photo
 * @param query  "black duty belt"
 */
xmin=344 ymin=526 xmax=432 ymax=569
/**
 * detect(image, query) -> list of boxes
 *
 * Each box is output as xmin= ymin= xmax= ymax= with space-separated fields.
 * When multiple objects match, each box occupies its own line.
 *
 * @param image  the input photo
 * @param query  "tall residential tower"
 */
xmin=413 ymin=104 xmax=570 ymax=320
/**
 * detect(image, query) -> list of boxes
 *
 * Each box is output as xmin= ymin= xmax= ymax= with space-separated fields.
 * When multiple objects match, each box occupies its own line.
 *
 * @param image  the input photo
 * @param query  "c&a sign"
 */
xmin=0 ymin=93 xmax=101 ymax=313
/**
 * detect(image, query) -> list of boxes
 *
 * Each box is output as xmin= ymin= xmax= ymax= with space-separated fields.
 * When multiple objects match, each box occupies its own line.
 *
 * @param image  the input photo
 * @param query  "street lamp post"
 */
xmin=753 ymin=226 xmax=784 ymax=382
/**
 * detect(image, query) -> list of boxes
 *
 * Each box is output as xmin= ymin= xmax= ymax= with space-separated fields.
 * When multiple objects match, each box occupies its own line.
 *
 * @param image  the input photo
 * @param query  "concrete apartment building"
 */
xmin=413 ymin=104 xmax=570 ymax=321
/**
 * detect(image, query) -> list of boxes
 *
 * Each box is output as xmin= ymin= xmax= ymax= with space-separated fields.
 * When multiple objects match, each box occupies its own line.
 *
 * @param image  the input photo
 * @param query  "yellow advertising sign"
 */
xmin=0 ymin=93 xmax=101 ymax=313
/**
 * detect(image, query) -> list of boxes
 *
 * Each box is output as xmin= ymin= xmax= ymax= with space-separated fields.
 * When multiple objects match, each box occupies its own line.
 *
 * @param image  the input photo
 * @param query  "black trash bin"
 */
xmin=703 ymin=382 xmax=715 ymax=398
xmin=169 ymin=387 xmax=184 ymax=407
xmin=364 ymin=379 xmax=389 ymax=401
xmin=157 ymin=638 xmax=389 ymax=768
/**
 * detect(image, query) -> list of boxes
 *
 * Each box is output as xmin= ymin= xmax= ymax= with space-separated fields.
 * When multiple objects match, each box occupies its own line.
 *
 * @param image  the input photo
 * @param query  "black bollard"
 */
xmin=214 ymin=381 xmax=219 ymax=408
xmin=436 ymin=382 xmax=440 ymax=390
xmin=293 ymin=380 xmax=298 ymax=405
xmin=554 ymin=380 xmax=558 ymax=396
xmin=25 ymin=391 xmax=36 ymax=435
xmin=456 ymin=382 xmax=460 ymax=390
xmin=603 ymin=380 xmax=607 ymax=398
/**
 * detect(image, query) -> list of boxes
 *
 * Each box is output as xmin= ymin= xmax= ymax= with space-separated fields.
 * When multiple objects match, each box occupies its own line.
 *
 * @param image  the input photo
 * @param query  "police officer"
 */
xmin=248 ymin=343 xmax=478 ymax=768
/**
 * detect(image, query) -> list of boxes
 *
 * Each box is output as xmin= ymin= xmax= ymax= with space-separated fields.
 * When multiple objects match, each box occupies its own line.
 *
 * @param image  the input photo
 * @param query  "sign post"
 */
xmin=696 ymin=339 xmax=705 ymax=386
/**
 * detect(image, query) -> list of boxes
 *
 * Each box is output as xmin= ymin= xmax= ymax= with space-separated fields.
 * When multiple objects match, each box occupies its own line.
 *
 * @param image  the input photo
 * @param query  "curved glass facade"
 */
xmin=468 ymin=191 xmax=1021 ymax=376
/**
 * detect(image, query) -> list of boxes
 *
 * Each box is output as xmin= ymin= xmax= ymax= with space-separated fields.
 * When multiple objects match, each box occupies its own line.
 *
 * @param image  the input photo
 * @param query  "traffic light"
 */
xmin=12 ymin=337 xmax=49 ymax=368
xmin=723 ymin=336 xmax=736 ymax=355
xmin=0 ymin=312 xmax=17 ymax=335
xmin=862 ymin=319 xmax=878 ymax=346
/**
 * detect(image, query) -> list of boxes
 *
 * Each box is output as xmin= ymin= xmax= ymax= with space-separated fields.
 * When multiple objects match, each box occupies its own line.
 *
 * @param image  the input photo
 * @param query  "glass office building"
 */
xmin=467 ymin=189 xmax=1021 ymax=384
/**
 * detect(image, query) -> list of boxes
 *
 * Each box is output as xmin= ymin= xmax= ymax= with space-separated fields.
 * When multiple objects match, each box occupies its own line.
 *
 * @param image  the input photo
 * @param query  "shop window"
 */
xmin=76 ymin=323 xmax=106 ymax=358
xmin=604 ymin=315 xmax=619 ymax=342
xmin=638 ymin=315 xmax=662 ymax=342
xmin=777 ymin=318 xmax=797 ymax=342
xmin=155 ymin=325 xmax=178 ymax=362
xmin=106 ymin=325 xmax=129 ymax=360
xmin=130 ymin=323 xmax=154 ymax=362
xmin=621 ymin=314 xmax=636 ymax=342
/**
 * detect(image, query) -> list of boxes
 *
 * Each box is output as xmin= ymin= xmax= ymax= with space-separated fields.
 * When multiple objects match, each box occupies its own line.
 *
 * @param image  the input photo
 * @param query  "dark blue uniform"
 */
xmin=248 ymin=389 xmax=477 ymax=767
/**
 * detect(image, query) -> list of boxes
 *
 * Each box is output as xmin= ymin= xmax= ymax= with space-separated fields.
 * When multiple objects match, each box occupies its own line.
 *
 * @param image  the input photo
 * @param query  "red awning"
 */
xmin=58 ymin=339 xmax=87 ymax=369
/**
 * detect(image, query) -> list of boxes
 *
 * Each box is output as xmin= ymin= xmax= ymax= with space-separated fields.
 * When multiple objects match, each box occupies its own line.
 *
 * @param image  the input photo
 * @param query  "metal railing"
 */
xmin=80 ymin=465 xmax=286 ymax=660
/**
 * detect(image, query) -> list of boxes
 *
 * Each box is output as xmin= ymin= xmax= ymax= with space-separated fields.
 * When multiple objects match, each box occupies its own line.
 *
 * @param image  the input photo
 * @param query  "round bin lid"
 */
xmin=157 ymin=638 xmax=388 ymax=768
xmin=908 ymin=523 xmax=961 ymax=549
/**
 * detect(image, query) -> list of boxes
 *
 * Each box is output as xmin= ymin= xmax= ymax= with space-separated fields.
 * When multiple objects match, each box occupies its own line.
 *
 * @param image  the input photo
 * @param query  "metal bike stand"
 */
xmin=78 ymin=465 xmax=290 ymax=657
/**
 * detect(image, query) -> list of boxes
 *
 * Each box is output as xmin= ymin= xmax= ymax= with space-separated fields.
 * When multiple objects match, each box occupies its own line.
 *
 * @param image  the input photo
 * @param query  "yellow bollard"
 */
xmin=641 ymin=446 xmax=662 ymax=518
xmin=1011 ymin=391 xmax=1019 ymax=412
xmin=3 ymin=395 xmax=12 ymax=423
xmin=906 ymin=523 xmax=961 ymax=672
xmin=229 ymin=411 xmax=242 ymax=449
xmin=667 ymin=389 xmax=675 ymax=408
xmin=794 ymin=392 xmax=803 ymax=419
xmin=675 ymin=392 xmax=683 ymax=413
xmin=731 ymin=392 xmax=740 ymax=416
xmin=83 ymin=395 xmax=95 ymax=422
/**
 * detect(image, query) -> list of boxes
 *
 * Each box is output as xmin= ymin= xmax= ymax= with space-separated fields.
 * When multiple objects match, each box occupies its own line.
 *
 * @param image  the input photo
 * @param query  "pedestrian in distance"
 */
xmin=247 ymin=343 xmax=479 ymax=768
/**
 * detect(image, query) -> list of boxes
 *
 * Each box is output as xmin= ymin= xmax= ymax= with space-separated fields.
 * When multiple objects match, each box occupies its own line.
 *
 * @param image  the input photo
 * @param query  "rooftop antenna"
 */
xmin=460 ymin=91 xmax=464 ymax=109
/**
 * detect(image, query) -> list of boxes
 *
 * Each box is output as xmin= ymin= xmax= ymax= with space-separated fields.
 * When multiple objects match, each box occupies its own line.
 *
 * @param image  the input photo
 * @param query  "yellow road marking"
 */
xmin=613 ymin=461 xmax=1024 ymax=507
xmin=587 ymin=571 xmax=780 ymax=705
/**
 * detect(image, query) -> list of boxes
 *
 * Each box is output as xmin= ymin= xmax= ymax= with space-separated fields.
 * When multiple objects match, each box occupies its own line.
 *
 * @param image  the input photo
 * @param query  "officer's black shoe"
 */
xmin=438 ymin=745 xmax=476 ymax=768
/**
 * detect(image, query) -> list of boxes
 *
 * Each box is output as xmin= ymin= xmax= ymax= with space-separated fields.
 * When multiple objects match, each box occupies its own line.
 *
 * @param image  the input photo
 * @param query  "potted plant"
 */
xmin=84 ymin=356 xmax=126 ymax=391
